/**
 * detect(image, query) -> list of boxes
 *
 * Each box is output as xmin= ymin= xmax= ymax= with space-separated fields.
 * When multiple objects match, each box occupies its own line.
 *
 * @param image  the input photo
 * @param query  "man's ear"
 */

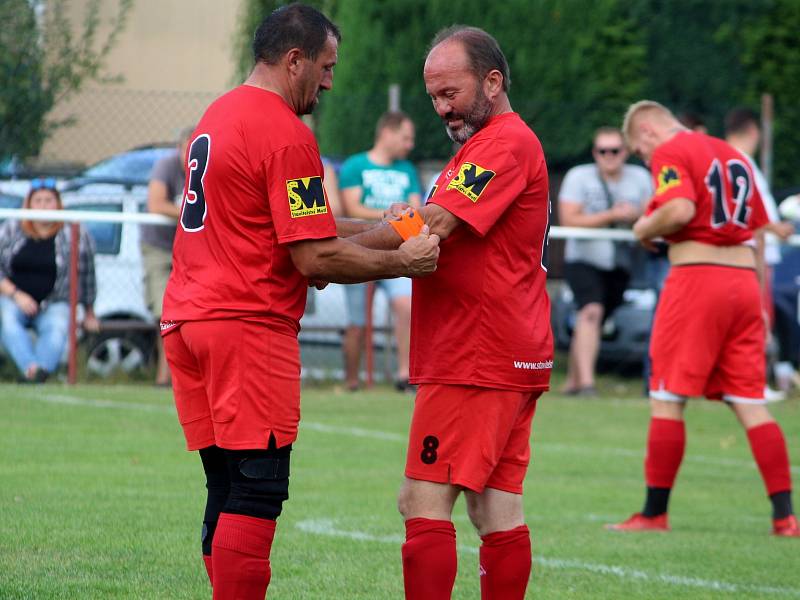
xmin=483 ymin=69 xmax=504 ymax=101
xmin=285 ymin=48 xmax=304 ymax=74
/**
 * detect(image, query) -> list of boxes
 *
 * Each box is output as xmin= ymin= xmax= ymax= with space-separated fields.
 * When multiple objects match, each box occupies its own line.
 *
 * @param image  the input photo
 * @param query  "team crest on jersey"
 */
xmin=656 ymin=165 xmax=681 ymax=195
xmin=446 ymin=162 xmax=495 ymax=203
xmin=286 ymin=176 xmax=328 ymax=218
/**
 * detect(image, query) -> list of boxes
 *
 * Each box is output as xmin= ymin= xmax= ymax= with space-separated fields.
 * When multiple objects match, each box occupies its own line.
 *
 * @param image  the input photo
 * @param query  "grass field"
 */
xmin=1 ymin=377 xmax=799 ymax=599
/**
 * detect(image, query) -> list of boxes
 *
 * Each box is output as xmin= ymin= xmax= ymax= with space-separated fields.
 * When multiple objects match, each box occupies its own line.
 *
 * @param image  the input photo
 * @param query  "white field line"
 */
xmin=30 ymin=392 xmax=800 ymax=474
xmin=296 ymin=518 xmax=800 ymax=597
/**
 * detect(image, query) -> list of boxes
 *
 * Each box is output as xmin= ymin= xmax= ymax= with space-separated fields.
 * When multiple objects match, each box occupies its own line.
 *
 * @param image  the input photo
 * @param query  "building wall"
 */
xmin=40 ymin=0 xmax=245 ymax=167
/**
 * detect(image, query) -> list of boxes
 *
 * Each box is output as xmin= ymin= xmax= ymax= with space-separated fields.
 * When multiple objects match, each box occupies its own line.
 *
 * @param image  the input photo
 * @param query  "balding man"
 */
xmin=390 ymin=26 xmax=553 ymax=599
xmin=607 ymin=100 xmax=798 ymax=537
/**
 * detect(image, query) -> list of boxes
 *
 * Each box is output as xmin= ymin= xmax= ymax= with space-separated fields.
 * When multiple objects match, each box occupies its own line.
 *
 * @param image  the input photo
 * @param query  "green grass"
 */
xmin=1 ymin=379 xmax=799 ymax=599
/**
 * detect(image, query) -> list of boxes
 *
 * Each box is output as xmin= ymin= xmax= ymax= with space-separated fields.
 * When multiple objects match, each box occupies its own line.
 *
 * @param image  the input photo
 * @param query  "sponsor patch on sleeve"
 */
xmin=656 ymin=165 xmax=681 ymax=195
xmin=426 ymin=184 xmax=438 ymax=203
xmin=446 ymin=162 xmax=495 ymax=203
xmin=286 ymin=176 xmax=328 ymax=218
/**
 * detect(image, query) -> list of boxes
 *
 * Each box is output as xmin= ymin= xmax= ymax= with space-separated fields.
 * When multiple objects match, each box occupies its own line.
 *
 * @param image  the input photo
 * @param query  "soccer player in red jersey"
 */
xmin=384 ymin=27 xmax=553 ymax=600
xmin=160 ymin=5 xmax=440 ymax=599
xmin=607 ymin=101 xmax=799 ymax=537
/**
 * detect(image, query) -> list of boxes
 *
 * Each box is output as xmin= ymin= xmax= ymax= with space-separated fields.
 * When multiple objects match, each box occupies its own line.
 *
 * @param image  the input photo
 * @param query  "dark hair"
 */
xmin=252 ymin=3 xmax=341 ymax=65
xmin=678 ymin=111 xmax=706 ymax=131
xmin=375 ymin=111 xmax=411 ymax=138
xmin=430 ymin=25 xmax=511 ymax=91
xmin=724 ymin=107 xmax=759 ymax=136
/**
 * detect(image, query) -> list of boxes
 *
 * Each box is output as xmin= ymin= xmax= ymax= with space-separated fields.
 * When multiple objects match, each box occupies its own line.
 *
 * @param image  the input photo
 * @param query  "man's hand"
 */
xmin=764 ymin=221 xmax=795 ymax=241
xmin=308 ymin=279 xmax=329 ymax=290
xmin=13 ymin=290 xmax=38 ymax=316
xmin=83 ymin=309 xmax=100 ymax=333
xmin=398 ymin=225 xmax=440 ymax=277
xmin=383 ymin=203 xmax=412 ymax=223
xmin=610 ymin=202 xmax=639 ymax=224
xmin=633 ymin=215 xmax=659 ymax=252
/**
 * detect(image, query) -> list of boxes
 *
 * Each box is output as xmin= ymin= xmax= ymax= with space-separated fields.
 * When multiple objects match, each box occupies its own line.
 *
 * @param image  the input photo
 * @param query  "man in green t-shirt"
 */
xmin=339 ymin=111 xmax=421 ymax=391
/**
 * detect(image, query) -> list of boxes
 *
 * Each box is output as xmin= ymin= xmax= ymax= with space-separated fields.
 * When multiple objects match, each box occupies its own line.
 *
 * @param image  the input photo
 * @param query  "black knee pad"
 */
xmin=199 ymin=445 xmax=230 ymax=555
xmin=224 ymin=444 xmax=291 ymax=521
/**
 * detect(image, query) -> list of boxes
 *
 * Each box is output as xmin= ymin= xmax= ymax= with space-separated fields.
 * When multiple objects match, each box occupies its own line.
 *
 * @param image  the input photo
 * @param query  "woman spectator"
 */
xmin=0 ymin=179 xmax=98 ymax=382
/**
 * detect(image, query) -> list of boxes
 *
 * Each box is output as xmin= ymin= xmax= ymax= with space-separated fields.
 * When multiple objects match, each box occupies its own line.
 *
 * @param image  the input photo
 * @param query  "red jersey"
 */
xmin=162 ymin=86 xmax=336 ymax=335
xmin=646 ymin=131 xmax=768 ymax=245
xmin=410 ymin=113 xmax=553 ymax=392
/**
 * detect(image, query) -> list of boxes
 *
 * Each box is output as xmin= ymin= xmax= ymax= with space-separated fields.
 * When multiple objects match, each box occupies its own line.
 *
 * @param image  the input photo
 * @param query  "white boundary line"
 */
xmin=28 ymin=393 xmax=800 ymax=474
xmin=296 ymin=518 xmax=800 ymax=597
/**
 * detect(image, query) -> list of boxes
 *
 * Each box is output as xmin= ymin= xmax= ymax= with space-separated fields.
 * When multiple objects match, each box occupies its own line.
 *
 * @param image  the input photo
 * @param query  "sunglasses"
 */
xmin=30 ymin=178 xmax=57 ymax=191
xmin=594 ymin=147 xmax=623 ymax=156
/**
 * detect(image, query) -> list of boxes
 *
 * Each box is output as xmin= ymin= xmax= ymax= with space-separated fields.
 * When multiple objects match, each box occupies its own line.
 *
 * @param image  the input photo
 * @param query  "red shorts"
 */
xmin=404 ymin=384 xmax=540 ymax=494
xmin=649 ymin=265 xmax=765 ymax=403
xmin=164 ymin=319 xmax=301 ymax=451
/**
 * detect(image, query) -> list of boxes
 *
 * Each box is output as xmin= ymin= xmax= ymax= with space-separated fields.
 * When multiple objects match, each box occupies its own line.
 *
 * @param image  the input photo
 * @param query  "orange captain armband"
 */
xmin=389 ymin=209 xmax=425 ymax=241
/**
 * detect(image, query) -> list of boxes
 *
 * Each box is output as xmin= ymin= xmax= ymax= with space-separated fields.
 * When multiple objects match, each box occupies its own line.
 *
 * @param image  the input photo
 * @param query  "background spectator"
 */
xmin=141 ymin=125 xmax=193 ymax=387
xmin=0 ymin=180 xmax=98 ymax=382
xmin=339 ymin=111 xmax=421 ymax=391
xmin=725 ymin=107 xmax=795 ymax=399
xmin=558 ymin=126 xmax=651 ymax=395
xmin=322 ymin=159 xmax=343 ymax=217
xmin=678 ymin=111 xmax=708 ymax=133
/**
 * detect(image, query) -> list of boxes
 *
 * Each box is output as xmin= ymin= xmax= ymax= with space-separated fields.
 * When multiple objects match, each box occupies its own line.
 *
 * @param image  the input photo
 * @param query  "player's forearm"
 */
xmin=346 ymin=222 xmax=404 ymax=250
xmin=294 ymin=238 xmax=409 ymax=283
xmin=335 ymin=218 xmax=377 ymax=238
xmin=637 ymin=200 xmax=694 ymax=239
xmin=345 ymin=203 xmax=385 ymax=220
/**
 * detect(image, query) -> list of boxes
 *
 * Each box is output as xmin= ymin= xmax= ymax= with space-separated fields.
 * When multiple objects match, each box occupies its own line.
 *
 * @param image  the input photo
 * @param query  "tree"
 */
xmin=0 ymin=0 xmax=132 ymax=162
xmin=317 ymin=0 xmax=647 ymax=167
xmin=738 ymin=0 xmax=800 ymax=189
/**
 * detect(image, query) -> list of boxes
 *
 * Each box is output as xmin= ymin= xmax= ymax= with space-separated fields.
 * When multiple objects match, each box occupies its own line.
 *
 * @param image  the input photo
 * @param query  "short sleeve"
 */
xmin=150 ymin=152 xmax=180 ymax=184
xmin=429 ymin=141 xmax=525 ymax=237
xmin=557 ymin=166 xmax=587 ymax=204
xmin=338 ymin=155 xmax=363 ymax=190
xmin=263 ymin=144 xmax=337 ymax=244
xmin=647 ymin=146 xmax=696 ymax=214
xmin=403 ymin=161 xmax=421 ymax=197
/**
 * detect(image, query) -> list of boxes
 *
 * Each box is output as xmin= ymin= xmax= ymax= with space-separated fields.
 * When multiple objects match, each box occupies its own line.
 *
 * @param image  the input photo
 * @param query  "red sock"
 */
xmin=479 ymin=525 xmax=531 ymax=600
xmin=402 ymin=518 xmax=457 ymax=600
xmin=747 ymin=422 xmax=793 ymax=496
xmin=202 ymin=554 xmax=213 ymax=585
xmin=644 ymin=417 xmax=685 ymax=488
xmin=211 ymin=513 xmax=276 ymax=600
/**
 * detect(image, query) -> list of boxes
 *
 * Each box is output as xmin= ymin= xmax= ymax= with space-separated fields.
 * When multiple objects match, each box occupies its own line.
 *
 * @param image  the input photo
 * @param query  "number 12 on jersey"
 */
xmin=706 ymin=158 xmax=753 ymax=229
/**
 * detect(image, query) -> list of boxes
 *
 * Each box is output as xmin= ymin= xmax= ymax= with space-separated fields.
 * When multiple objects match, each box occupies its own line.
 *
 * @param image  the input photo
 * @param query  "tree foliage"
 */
xmin=0 ymin=0 xmax=132 ymax=161
xmin=234 ymin=0 xmax=800 ymax=187
xmin=738 ymin=0 xmax=800 ymax=189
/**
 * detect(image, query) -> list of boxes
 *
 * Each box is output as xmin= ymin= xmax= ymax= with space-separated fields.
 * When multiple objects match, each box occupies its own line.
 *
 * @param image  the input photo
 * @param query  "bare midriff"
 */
xmin=668 ymin=240 xmax=756 ymax=268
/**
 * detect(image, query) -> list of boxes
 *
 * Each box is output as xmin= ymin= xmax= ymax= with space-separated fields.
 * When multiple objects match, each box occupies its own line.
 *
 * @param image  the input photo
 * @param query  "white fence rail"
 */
xmin=2 ymin=208 xmax=800 ymax=245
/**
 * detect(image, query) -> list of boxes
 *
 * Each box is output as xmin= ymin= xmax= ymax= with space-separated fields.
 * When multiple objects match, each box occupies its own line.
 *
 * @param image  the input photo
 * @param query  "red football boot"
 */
xmin=606 ymin=512 xmax=670 ymax=532
xmin=772 ymin=515 xmax=800 ymax=537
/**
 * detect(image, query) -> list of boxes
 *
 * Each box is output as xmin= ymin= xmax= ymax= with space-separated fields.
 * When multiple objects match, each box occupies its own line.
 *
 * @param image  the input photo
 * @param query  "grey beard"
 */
xmin=445 ymin=121 xmax=480 ymax=144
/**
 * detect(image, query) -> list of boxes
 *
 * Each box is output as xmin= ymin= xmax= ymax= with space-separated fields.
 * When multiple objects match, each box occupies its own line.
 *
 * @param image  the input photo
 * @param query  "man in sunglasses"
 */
xmin=558 ymin=126 xmax=652 ymax=395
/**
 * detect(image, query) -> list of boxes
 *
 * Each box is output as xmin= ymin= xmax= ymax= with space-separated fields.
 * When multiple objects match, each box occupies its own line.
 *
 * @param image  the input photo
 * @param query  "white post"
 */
xmin=760 ymin=93 xmax=774 ymax=187
xmin=388 ymin=84 xmax=401 ymax=112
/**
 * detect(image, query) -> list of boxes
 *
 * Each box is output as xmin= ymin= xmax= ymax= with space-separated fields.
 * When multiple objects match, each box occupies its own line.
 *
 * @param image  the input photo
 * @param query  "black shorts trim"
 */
xmin=564 ymin=262 xmax=630 ymax=314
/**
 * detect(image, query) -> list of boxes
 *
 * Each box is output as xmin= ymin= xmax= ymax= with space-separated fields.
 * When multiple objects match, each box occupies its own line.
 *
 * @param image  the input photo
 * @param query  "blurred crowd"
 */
xmin=1 ymin=108 xmax=798 ymax=393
